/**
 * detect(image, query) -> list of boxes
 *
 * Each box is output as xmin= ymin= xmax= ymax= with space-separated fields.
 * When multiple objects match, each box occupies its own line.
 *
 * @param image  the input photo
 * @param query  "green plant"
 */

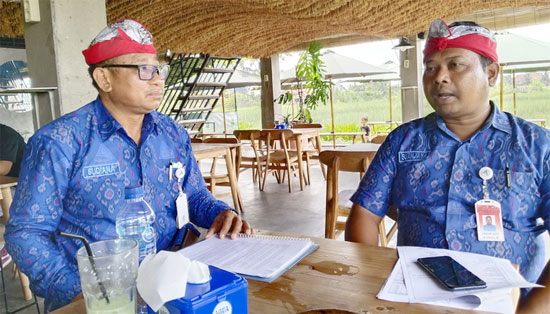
xmin=275 ymin=42 xmax=331 ymax=123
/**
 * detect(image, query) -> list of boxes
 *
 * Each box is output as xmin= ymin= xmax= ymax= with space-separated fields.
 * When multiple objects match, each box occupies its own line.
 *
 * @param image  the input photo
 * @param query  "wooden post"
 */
xmin=512 ymin=70 xmax=517 ymax=116
xmin=499 ymin=67 xmax=504 ymax=111
xmin=389 ymin=82 xmax=393 ymax=124
xmin=329 ymin=79 xmax=335 ymax=148
xmin=222 ymin=90 xmax=227 ymax=134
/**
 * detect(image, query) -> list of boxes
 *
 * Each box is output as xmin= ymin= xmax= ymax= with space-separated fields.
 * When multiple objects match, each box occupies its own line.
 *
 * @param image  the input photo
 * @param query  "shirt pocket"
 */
xmin=469 ymin=169 xmax=540 ymax=232
xmin=505 ymin=171 xmax=541 ymax=229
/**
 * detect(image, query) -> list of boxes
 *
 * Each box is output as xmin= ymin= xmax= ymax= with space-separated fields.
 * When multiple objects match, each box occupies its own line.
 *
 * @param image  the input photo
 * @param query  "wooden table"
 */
xmin=52 ymin=230 xmax=495 ymax=314
xmin=325 ymin=142 xmax=381 ymax=153
xmin=527 ymin=118 xmax=546 ymax=127
xmin=368 ymin=120 xmax=401 ymax=132
xmin=320 ymin=132 xmax=368 ymax=146
xmin=191 ymin=143 xmax=242 ymax=213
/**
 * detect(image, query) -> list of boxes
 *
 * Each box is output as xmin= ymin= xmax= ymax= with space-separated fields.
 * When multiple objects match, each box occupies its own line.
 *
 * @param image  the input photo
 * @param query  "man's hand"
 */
xmin=205 ymin=210 xmax=253 ymax=240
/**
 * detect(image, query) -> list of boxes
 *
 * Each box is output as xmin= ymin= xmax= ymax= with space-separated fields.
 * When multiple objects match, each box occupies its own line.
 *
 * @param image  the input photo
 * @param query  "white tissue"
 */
xmin=136 ymin=251 xmax=210 ymax=311
xmin=187 ymin=260 xmax=210 ymax=284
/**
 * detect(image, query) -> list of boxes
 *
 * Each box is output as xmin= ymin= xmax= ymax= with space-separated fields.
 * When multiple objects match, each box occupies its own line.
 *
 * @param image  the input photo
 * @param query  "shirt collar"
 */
xmin=93 ymin=96 xmax=160 ymax=141
xmin=429 ymin=101 xmax=512 ymax=141
xmin=488 ymin=101 xmax=512 ymax=134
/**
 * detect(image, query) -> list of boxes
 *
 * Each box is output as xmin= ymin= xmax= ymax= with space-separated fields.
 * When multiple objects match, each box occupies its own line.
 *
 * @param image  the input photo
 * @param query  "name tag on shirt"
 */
xmin=82 ymin=162 xmax=121 ymax=178
xmin=475 ymin=199 xmax=505 ymax=242
xmin=398 ymin=151 xmax=430 ymax=163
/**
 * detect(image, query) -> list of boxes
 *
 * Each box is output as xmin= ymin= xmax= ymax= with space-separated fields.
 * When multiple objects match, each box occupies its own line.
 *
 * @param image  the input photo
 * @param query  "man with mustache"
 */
xmin=5 ymin=19 xmax=252 ymax=312
xmin=347 ymin=19 xmax=549 ymax=313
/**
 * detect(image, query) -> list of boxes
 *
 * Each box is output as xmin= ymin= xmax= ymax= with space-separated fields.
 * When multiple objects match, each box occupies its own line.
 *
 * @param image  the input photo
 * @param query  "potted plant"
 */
xmin=275 ymin=42 xmax=331 ymax=124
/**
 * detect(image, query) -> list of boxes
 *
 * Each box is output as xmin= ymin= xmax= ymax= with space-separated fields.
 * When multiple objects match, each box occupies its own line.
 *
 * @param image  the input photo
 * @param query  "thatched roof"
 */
xmin=2 ymin=0 xmax=549 ymax=57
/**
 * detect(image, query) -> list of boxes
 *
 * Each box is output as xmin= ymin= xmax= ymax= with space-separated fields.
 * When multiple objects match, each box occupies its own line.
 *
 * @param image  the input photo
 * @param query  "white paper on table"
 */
xmin=376 ymin=259 xmax=409 ymax=303
xmin=397 ymin=246 xmax=540 ymax=304
xmin=377 ymin=259 xmax=515 ymax=313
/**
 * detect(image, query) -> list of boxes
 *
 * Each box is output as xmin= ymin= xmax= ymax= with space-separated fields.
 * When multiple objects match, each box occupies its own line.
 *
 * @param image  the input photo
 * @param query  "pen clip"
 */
xmin=169 ymin=162 xmax=173 ymax=181
xmin=505 ymin=163 xmax=511 ymax=188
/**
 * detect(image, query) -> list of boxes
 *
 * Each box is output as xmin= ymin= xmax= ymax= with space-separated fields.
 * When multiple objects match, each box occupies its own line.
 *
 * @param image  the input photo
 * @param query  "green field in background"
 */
xmin=218 ymin=84 xmax=549 ymax=142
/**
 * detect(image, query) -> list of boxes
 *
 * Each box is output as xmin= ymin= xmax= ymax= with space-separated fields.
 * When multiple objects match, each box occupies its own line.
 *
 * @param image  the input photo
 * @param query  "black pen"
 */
xmin=506 ymin=163 xmax=511 ymax=188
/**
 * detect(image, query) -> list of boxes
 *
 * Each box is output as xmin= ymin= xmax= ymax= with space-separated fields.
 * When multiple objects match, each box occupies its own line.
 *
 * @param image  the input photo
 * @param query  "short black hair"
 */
xmin=87 ymin=57 xmax=119 ymax=90
xmin=88 ymin=65 xmax=100 ymax=90
xmin=478 ymin=55 xmax=493 ymax=70
xmin=448 ymin=21 xmax=482 ymax=28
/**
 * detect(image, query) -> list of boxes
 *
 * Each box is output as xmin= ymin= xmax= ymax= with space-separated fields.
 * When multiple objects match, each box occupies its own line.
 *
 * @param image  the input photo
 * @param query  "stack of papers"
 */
xmin=377 ymin=247 xmax=542 ymax=313
xmin=179 ymin=234 xmax=319 ymax=282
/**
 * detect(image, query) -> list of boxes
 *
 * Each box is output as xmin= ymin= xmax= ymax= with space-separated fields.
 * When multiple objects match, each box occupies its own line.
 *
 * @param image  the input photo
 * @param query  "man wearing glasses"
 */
xmin=5 ymin=19 xmax=252 ymax=312
xmin=347 ymin=19 xmax=549 ymax=312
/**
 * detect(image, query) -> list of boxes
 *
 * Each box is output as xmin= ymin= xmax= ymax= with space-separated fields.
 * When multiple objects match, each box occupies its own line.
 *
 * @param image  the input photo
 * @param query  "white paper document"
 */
xmin=377 ymin=246 xmax=542 ymax=313
xmin=178 ymin=234 xmax=318 ymax=281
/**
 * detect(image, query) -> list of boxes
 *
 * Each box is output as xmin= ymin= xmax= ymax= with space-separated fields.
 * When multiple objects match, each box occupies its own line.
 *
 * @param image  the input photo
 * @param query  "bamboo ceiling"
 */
xmin=1 ymin=0 xmax=549 ymax=57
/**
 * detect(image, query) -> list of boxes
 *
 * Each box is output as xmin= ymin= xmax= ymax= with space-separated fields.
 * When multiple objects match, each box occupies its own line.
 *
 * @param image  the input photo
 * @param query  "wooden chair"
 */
xmin=233 ymin=130 xmax=266 ymax=191
xmin=319 ymin=150 xmax=397 ymax=244
xmin=201 ymin=137 xmax=243 ymax=212
xmin=370 ymin=134 xmax=387 ymax=144
xmin=260 ymin=129 xmax=304 ymax=193
xmin=290 ymin=123 xmax=326 ymax=182
xmin=291 ymin=123 xmax=323 ymax=128
xmin=190 ymin=138 xmax=203 ymax=143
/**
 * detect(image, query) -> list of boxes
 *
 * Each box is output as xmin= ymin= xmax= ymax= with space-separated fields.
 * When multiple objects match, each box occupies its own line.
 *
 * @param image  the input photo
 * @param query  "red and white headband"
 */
xmin=82 ymin=19 xmax=157 ymax=65
xmin=423 ymin=19 xmax=498 ymax=63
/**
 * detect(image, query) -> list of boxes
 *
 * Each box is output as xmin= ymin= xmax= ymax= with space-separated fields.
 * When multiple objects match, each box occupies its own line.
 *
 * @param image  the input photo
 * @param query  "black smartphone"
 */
xmin=417 ymin=256 xmax=487 ymax=291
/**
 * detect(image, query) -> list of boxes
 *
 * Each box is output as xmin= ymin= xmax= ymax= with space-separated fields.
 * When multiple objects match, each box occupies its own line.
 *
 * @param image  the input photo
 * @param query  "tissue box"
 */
xmin=151 ymin=266 xmax=248 ymax=314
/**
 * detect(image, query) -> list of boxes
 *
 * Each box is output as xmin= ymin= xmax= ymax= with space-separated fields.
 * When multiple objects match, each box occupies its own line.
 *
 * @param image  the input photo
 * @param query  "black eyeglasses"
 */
xmin=101 ymin=64 xmax=170 ymax=81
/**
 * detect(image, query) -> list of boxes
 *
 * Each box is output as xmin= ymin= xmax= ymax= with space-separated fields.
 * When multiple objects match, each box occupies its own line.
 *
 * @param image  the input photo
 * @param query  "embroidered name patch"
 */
xmin=398 ymin=151 xmax=430 ymax=163
xmin=83 ymin=162 xmax=121 ymax=178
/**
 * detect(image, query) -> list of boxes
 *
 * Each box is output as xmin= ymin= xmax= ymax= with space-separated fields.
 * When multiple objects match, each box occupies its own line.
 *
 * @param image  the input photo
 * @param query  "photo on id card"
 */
xmin=475 ymin=199 xmax=504 ymax=242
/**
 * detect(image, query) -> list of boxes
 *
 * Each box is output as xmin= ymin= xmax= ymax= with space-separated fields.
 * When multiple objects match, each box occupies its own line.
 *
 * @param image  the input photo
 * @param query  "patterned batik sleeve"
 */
xmin=350 ymin=130 xmax=400 ymax=217
xmin=541 ymin=151 xmax=550 ymax=233
xmin=182 ymin=139 xmax=233 ymax=229
xmin=4 ymin=133 xmax=81 ymax=310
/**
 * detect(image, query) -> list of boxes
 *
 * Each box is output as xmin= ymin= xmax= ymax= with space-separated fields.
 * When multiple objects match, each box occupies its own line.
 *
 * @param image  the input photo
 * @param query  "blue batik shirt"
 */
xmin=351 ymin=104 xmax=550 ymax=284
xmin=5 ymin=97 xmax=232 ymax=311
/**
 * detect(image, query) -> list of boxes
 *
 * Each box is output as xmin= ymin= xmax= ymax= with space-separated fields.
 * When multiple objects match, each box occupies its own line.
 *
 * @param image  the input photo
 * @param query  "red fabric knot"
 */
xmin=436 ymin=37 xmax=449 ymax=51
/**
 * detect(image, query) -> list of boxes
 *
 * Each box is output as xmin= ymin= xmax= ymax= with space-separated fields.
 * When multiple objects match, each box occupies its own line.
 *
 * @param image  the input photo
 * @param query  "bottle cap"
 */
xmin=125 ymin=186 xmax=145 ymax=199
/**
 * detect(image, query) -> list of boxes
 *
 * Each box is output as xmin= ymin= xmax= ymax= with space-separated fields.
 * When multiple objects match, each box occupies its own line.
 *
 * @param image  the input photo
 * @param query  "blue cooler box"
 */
xmin=151 ymin=266 xmax=248 ymax=314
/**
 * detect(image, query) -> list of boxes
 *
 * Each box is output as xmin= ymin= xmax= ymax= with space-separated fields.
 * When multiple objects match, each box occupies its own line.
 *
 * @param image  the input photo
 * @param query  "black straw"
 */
xmin=56 ymin=231 xmax=110 ymax=304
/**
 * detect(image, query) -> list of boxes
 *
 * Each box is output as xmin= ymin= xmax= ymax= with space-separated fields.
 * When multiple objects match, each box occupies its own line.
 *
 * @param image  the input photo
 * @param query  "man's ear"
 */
xmin=92 ymin=67 xmax=112 ymax=92
xmin=487 ymin=62 xmax=500 ymax=87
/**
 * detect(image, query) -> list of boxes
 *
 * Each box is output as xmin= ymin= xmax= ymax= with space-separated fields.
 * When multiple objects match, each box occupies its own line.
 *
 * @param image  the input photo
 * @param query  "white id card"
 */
xmin=475 ymin=199 xmax=504 ymax=242
xmin=174 ymin=166 xmax=189 ymax=229
xmin=176 ymin=193 xmax=189 ymax=228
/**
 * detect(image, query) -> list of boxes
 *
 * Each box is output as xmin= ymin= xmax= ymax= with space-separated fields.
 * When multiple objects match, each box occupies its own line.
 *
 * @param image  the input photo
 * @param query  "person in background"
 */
xmin=5 ymin=19 xmax=252 ymax=312
xmin=0 ymin=123 xmax=26 ymax=177
xmin=346 ymin=19 xmax=549 ymax=313
xmin=360 ymin=116 xmax=371 ymax=137
xmin=0 ymin=123 xmax=25 ymax=268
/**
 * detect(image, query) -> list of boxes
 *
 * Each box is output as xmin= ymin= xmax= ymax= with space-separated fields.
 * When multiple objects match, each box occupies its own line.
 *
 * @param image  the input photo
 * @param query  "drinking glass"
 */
xmin=76 ymin=238 xmax=139 ymax=314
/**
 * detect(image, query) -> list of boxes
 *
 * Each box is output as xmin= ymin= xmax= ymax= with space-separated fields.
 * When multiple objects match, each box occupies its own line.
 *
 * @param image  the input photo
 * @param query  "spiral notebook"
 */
xmin=178 ymin=234 xmax=319 ymax=282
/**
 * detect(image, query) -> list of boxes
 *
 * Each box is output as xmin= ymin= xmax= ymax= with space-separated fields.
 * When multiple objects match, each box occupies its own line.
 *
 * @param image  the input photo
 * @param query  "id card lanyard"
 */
xmin=474 ymin=167 xmax=504 ymax=242
xmin=170 ymin=161 xmax=189 ymax=228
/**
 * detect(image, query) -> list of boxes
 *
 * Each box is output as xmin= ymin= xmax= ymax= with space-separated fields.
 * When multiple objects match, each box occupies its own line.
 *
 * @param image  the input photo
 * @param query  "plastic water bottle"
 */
xmin=116 ymin=186 xmax=157 ymax=314
xmin=116 ymin=186 xmax=157 ymax=262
